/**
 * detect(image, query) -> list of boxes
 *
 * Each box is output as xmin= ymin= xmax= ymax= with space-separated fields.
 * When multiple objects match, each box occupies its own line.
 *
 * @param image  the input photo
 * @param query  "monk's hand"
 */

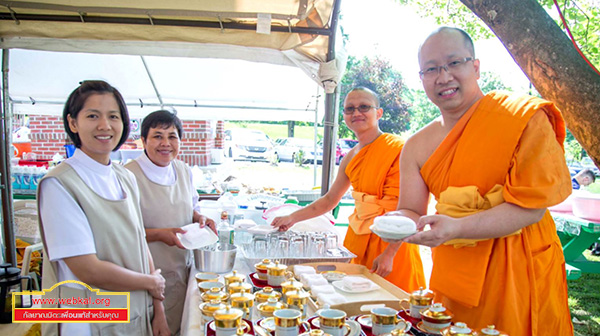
xmin=402 ymin=214 xmax=459 ymax=247
xmin=198 ymin=215 xmax=217 ymax=234
xmin=151 ymin=300 xmax=171 ymax=336
xmin=371 ymin=251 xmax=394 ymax=278
xmin=271 ymin=215 xmax=295 ymax=232
xmin=149 ymin=269 xmax=166 ymax=300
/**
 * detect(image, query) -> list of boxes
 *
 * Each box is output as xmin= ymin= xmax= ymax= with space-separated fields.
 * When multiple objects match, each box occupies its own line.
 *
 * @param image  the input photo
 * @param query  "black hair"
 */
xmin=348 ymin=87 xmax=380 ymax=107
xmin=140 ymin=110 xmax=184 ymax=140
xmin=62 ymin=80 xmax=130 ymax=151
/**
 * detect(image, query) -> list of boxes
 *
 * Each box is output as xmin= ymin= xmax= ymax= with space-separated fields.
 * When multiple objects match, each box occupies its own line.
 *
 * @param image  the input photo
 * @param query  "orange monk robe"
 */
xmin=343 ymin=133 xmax=425 ymax=293
xmin=420 ymin=91 xmax=573 ymax=335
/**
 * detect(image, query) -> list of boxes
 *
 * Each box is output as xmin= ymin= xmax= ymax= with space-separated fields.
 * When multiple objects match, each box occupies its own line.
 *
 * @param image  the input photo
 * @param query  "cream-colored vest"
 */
xmin=126 ymin=159 xmax=193 ymax=335
xmin=37 ymin=163 xmax=153 ymax=336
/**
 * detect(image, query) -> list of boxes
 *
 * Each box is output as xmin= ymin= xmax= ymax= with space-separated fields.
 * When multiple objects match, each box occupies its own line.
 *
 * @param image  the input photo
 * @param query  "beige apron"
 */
xmin=37 ymin=163 xmax=153 ymax=336
xmin=126 ymin=159 xmax=194 ymax=335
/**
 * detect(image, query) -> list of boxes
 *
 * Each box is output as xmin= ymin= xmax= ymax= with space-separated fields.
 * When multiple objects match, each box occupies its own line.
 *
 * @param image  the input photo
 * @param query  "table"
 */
xmin=552 ymin=212 xmax=600 ymax=279
xmin=181 ymin=253 xmax=253 ymax=336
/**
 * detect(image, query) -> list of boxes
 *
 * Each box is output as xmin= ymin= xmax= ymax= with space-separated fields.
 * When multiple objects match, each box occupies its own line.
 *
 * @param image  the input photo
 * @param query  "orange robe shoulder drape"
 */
xmin=420 ymin=91 xmax=573 ymax=335
xmin=343 ymin=133 xmax=425 ymax=292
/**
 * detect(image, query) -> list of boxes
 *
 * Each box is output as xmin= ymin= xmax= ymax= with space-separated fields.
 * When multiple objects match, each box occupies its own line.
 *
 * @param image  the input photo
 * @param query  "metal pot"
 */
xmin=194 ymin=243 xmax=237 ymax=274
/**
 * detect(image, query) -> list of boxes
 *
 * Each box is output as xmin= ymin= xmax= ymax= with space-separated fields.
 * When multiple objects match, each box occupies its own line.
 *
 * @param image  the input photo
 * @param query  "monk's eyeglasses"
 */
xmin=343 ymin=105 xmax=378 ymax=115
xmin=419 ymin=57 xmax=474 ymax=80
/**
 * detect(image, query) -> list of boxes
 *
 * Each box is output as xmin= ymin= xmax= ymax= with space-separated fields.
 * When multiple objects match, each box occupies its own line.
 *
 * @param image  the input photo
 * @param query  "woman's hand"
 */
xmin=271 ymin=215 xmax=295 ymax=232
xmin=148 ymin=269 xmax=166 ymax=300
xmin=146 ymin=228 xmax=186 ymax=249
xmin=198 ymin=215 xmax=216 ymax=234
xmin=152 ymin=300 xmax=171 ymax=336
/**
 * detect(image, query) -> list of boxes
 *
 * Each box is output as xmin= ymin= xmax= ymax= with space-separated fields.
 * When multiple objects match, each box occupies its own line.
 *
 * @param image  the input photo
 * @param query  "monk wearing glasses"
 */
xmin=385 ymin=27 xmax=573 ymax=335
xmin=272 ymin=87 xmax=426 ymax=293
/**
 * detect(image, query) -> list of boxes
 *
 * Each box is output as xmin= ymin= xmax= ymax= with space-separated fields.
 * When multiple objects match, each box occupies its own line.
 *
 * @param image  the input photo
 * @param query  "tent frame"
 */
xmin=0 ymin=0 xmax=343 ymax=266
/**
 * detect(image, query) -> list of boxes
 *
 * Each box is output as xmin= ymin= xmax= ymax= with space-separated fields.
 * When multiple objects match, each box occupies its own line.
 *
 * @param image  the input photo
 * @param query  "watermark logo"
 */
xmin=12 ymin=280 xmax=130 ymax=323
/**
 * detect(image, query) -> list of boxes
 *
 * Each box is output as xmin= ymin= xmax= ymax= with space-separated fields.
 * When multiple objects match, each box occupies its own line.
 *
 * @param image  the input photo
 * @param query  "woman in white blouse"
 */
xmin=125 ymin=110 xmax=215 ymax=335
xmin=38 ymin=81 xmax=169 ymax=336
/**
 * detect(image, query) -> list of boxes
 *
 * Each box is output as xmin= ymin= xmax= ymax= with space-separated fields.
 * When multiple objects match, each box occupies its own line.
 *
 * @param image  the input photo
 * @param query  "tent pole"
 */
xmin=1 ymin=48 xmax=16 ymax=266
xmin=320 ymin=0 xmax=342 ymax=195
xmin=140 ymin=56 xmax=164 ymax=108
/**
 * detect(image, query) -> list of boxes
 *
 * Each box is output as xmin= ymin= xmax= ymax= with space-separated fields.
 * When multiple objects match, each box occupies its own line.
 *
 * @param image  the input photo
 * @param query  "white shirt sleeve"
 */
xmin=39 ymin=177 xmax=96 ymax=261
xmin=188 ymin=165 xmax=201 ymax=213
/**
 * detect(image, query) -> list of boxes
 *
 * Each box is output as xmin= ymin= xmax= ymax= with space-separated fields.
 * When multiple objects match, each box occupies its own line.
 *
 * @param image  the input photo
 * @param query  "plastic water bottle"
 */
xmin=217 ymin=211 xmax=234 ymax=245
xmin=11 ymin=165 xmax=21 ymax=190
xmin=21 ymin=166 xmax=31 ymax=190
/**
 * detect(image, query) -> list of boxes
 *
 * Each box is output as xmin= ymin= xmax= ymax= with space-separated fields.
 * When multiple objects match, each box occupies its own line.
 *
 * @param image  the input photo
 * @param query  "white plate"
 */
xmin=176 ymin=223 xmax=218 ymax=250
xmin=332 ymin=280 xmax=380 ymax=293
xmin=369 ymin=225 xmax=416 ymax=241
xmin=259 ymin=317 xmax=276 ymax=332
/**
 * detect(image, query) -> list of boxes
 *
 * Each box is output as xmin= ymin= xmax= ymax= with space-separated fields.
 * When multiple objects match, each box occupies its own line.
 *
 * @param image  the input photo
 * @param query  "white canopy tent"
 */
xmin=0 ymin=0 xmax=344 ymax=266
xmin=8 ymin=49 xmax=328 ymax=122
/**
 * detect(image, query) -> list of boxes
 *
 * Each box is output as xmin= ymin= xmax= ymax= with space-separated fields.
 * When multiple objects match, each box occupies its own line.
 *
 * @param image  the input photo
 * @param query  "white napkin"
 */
xmin=293 ymin=265 xmax=316 ymax=277
xmin=302 ymin=274 xmax=328 ymax=288
xmin=176 ymin=223 xmax=218 ymax=250
xmin=341 ymin=276 xmax=374 ymax=291
xmin=372 ymin=216 xmax=416 ymax=234
xmin=317 ymin=292 xmax=348 ymax=306
xmin=310 ymin=284 xmax=335 ymax=297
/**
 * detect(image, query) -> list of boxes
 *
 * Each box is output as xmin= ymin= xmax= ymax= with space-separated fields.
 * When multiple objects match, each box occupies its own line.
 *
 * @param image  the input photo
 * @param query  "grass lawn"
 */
xmin=570 ymin=250 xmax=600 ymax=336
xmin=225 ymin=121 xmax=324 ymax=141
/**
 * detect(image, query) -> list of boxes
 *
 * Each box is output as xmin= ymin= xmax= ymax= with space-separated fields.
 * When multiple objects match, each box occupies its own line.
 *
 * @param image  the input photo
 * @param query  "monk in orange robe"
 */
xmin=391 ymin=27 xmax=573 ymax=335
xmin=272 ymin=87 xmax=425 ymax=292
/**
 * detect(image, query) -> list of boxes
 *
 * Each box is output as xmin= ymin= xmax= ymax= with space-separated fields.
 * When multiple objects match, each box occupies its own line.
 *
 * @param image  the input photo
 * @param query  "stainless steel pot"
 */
xmin=194 ymin=243 xmax=237 ymax=273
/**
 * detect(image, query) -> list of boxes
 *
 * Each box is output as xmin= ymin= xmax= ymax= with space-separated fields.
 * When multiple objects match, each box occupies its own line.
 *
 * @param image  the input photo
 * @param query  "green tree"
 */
xmin=396 ymin=0 xmax=600 ymax=167
xmin=402 ymin=88 xmax=438 ymax=133
xmin=338 ymin=56 xmax=410 ymax=138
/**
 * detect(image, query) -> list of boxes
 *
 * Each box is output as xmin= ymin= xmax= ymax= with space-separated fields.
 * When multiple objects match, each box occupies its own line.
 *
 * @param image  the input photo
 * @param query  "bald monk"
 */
xmin=386 ymin=27 xmax=573 ymax=335
xmin=272 ymin=87 xmax=425 ymax=292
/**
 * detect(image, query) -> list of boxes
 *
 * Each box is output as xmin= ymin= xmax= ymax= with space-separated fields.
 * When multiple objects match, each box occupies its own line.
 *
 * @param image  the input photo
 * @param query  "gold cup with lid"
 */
xmin=230 ymin=289 xmax=255 ymax=320
xmin=285 ymin=289 xmax=310 ymax=319
xmin=199 ymin=299 xmax=227 ymax=324
xmin=224 ymin=270 xmax=246 ymax=288
xmin=254 ymin=259 xmax=275 ymax=280
xmin=441 ymin=322 xmax=477 ymax=336
xmin=478 ymin=325 xmax=509 ymax=336
xmin=254 ymin=286 xmax=282 ymax=304
xmin=213 ymin=305 xmax=244 ymax=331
xmin=228 ymin=281 xmax=253 ymax=295
xmin=267 ymin=261 xmax=288 ymax=286
xmin=281 ymin=272 xmax=304 ymax=299
xmin=201 ymin=286 xmax=230 ymax=303
xmin=257 ymin=297 xmax=288 ymax=318
xmin=399 ymin=286 xmax=435 ymax=319
xmin=420 ymin=303 xmax=453 ymax=332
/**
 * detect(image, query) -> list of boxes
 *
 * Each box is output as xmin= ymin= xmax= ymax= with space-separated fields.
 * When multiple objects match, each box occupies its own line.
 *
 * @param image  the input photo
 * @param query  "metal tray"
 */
xmin=241 ymin=245 xmax=356 ymax=269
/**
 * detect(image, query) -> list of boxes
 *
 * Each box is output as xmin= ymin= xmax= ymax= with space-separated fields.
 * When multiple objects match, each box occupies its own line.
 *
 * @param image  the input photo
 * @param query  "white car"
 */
xmin=273 ymin=137 xmax=314 ymax=162
xmin=224 ymin=129 xmax=273 ymax=161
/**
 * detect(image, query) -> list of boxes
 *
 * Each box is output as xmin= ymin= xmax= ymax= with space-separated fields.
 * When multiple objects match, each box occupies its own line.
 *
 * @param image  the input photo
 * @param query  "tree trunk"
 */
xmin=460 ymin=0 xmax=600 ymax=166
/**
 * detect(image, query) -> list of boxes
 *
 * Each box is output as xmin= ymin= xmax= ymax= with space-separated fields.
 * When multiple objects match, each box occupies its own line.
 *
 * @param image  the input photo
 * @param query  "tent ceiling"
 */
xmin=7 ymin=49 xmax=325 ymax=122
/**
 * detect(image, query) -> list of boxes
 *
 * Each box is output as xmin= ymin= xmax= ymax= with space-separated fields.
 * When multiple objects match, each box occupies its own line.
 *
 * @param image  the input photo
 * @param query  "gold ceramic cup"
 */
xmin=318 ymin=308 xmax=351 ymax=336
xmin=399 ymin=286 xmax=435 ymax=319
xmin=213 ymin=305 xmax=244 ymax=336
xmin=371 ymin=307 xmax=410 ymax=336
xmin=273 ymin=309 xmax=310 ymax=336
xmin=195 ymin=272 xmax=220 ymax=284
xmin=198 ymin=281 xmax=225 ymax=293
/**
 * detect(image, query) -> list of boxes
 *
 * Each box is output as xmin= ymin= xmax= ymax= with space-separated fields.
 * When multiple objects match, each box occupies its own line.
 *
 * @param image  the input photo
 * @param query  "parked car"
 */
xmin=336 ymin=139 xmax=358 ymax=164
xmin=224 ymin=128 xmax=273 ymax=161
xmin=273 ymin=137 xmax=314 ymax=162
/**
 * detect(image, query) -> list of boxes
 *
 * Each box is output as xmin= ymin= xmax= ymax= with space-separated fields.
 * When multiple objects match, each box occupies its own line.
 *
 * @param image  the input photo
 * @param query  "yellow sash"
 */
xmin=349 ymin=191 xmax=398 ymax=234
xmin=437 ymin=184 xmax=521 ymax=247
